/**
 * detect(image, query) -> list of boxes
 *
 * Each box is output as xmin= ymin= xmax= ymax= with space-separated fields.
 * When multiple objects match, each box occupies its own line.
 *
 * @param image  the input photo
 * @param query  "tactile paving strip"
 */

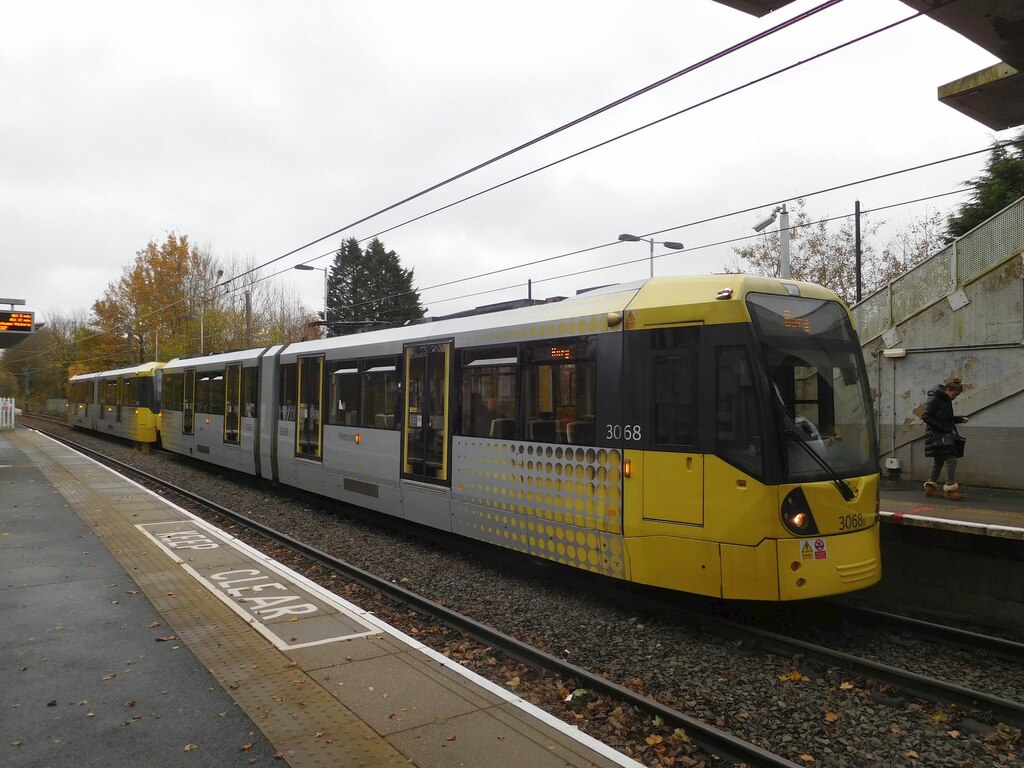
xmin=14 ymin=432 xmax=410 ymax=768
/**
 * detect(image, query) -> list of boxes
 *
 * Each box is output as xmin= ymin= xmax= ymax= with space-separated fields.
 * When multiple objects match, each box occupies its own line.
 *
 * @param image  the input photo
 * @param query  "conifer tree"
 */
xmin=325 ymin=237 xmax=424 ymax=336
xmin=946 ymin=129 xmax=1024 ymax=241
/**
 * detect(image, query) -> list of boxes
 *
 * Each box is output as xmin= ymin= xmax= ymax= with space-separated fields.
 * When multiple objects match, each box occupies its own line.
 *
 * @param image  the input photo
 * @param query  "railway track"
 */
xmin=26 ymin=418 xmax=798 ymax=768
xmin=21 ymin=416 xmax=1024 ymax=766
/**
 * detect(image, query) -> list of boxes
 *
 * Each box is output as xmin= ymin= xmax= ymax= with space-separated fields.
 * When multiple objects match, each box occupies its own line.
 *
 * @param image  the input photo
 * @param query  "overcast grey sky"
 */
xmin=1 ymin=0 xmax=1010 ymax=324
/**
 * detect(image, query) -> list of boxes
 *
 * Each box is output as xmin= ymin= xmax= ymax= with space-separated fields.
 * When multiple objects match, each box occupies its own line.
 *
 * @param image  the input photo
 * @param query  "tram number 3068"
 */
xmin=839 ymin=513 xmax=867 ymax=531
xmin=606 ymin=424 xmax=643 ymax=441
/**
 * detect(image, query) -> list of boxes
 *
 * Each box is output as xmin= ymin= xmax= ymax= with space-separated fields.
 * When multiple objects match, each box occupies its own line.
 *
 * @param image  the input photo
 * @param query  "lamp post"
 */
xmin=617 ymin=234 xmax=684 ymax=278
xmin=752 ymin=204 xmax=791 ymax=279
xmin=294 ymin=264 xmax=329 ymax=325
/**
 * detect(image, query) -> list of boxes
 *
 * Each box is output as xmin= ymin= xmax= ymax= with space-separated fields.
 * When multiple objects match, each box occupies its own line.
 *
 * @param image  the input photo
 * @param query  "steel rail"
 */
xmin=34 ymin=417 xmax=1024 ymax=729
xmin=652 ymin=604 xmax=1024 ymax=728
xmin=834 ymin=603 xmax=1024 ymax=663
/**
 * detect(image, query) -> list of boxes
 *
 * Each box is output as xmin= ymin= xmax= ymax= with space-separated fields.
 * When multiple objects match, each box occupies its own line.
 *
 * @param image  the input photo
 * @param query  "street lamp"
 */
xmin=617 ymin=234 xmax=684 ymax=278
xmin=294 ymin=264 xmax=329 ymax=325
xmin=752 ymin=204 xmax=791 ymax=279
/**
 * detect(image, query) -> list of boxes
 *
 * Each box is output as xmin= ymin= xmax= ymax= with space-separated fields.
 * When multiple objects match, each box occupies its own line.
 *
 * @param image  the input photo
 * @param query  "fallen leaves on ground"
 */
xmin=778 ymin=670 xmax=808 ymax=682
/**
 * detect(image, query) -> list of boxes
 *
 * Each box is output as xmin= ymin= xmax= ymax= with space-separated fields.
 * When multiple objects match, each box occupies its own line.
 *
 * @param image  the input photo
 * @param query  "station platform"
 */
xmin=872 ymin=481 xmax=1024 ymax=634
xmin=880 ymin=482 xmax=1024 ymax=539
xmin=1 ymin=427 xmax=637 ymax=768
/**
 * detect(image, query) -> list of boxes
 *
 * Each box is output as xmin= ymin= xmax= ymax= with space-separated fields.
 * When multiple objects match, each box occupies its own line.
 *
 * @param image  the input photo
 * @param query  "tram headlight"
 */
xmin=780 ymin=488 xmax=819 ymax=535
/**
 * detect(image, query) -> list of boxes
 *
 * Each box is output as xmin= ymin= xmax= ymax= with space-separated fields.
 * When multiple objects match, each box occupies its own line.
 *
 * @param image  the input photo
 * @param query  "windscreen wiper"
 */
xmin=784 ymin=425 xmax=856 ymax=502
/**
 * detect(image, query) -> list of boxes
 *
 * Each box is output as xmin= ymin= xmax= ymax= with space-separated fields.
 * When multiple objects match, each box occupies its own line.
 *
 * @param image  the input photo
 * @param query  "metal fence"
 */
xmin=0 ymin=398 xmax=16 ymax=430
xmin=853 ymin=196 xmax=1024 ymax=343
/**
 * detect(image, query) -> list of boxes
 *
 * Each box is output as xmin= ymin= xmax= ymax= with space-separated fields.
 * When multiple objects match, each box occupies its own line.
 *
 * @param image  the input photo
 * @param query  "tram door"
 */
xmin=296 ymin=356 xmax=323 ymax=459
xmin=224 ymin=364 xmax=241 ymax=444
xmin=643 ymin=324 xmax=704 ymax=526
xmin=102 ymin=378 xmax=120 ymax=425
xmin=402 ymin=341 xmax=451 ymax=482
xmin=182 ymin=369 xmax=196 ymax=436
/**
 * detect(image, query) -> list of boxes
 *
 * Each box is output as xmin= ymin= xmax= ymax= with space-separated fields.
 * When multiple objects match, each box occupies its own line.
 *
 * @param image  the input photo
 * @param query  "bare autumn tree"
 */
xmin=41 ymin=308 xmax=94 ymax=395
xmin=252 ymin=276 xmax=317 ymax=345
xmin=0 ymin=326 xmax=65 ymax=409
xmin=90 ymin=233 xmax=218 ymax=363
xmin=877 ymin=207 xmax=947 ymax=284
xmin=728 ymin=199 xmax=885 ymax=306
xmin=0 ymin=308 xmax=105 ymax=409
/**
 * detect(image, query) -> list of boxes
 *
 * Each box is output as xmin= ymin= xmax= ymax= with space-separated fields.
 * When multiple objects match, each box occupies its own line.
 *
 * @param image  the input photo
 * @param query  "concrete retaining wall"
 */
xmin=850 ymin=523 xmax=1024 ymax=634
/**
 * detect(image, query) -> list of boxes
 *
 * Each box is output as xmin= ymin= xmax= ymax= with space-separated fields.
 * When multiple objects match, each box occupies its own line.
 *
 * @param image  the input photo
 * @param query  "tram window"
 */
xmin=195 ymin=375 xmax=208 ymax=414
xmin=103 ymin=380 xmax=118 ymax=407
xmin=793 ymin=365 xmax=834 ymax=435
xmin=70 ymin=381 xmax=89 ymax=407
xmin=459 ymin=348 xmax=517 ymax=438
xmin=363 ymin=360 xmax=399 ymax=429
xmin=140 ymin=379 xmax=156 ymax=410
xmin=652 ymin=327 xmax=699 ymax=447
xmin=196 ymin=373 xmax=224 ymax=414
xmin=134 ymin=378 xmax=148 ymax=407
xmin=164 ymin=372 xmax=183 ymax=411
xmin=715 ymin=346 xmax=763 ymax=477
xmin=119 ymin=378 xmax=137 ymax=407
xmin=328 ymin=363 xmax=360 ymax=426
xmin=241 ymin=367 xmax=258 ymax=418
xmin=211 ymin=373 xmax=225 ymax=414
xmin=524 ymin=338 xmax=596 ymax=444
xmin=279 ymin=363 xmax=297 ymax=421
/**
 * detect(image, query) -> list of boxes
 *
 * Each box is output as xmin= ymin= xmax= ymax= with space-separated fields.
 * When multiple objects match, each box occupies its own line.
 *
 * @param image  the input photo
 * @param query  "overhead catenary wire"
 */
xmin=361 ymin=186 xmax=980 ymax=319
xmin=221 ymin=0 xmax=848 ymax=286
xmin=27 ymin=1 xmax=845 ymax=353
xmin=352 ymin=3 xmax=945 ymax=253
xmin=22 ymin=0 xmax=978 ymax=361
xmin=72 ymin=0 xmax=958 ymax=336
xmin=19 ymin=139 xmax=1000 ymax=374
xmin=10 ymin=128 xmax=1007 ymax=377
xmin=6 ymin=178 xmax=990 ymax=375
xmin=291 ymin=145 xmax=1003 ymax=319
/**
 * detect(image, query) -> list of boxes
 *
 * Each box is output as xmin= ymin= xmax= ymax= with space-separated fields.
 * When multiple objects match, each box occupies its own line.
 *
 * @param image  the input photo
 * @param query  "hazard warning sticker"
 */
xmin=800 ymin=538 xmax=829 ymax=561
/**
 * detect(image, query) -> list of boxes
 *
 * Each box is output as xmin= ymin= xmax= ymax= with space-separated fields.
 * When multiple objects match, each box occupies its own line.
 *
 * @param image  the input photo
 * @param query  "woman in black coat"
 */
xmin=921 ymin=378 xmax=969 ymax=500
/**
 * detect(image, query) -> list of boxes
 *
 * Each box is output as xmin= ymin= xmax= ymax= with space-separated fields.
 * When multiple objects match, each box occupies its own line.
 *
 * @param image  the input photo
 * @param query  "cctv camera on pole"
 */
xmin=752 ymin=204 xmax=791 ymax=279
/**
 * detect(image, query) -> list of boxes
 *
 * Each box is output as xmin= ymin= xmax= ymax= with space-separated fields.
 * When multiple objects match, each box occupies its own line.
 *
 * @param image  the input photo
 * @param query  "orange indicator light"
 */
xmin=623 ymin=459 xmax=632 ymax=478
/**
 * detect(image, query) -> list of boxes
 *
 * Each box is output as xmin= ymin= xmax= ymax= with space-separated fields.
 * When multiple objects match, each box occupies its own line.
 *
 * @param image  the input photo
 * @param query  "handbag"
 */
xmin=925 ymin=430 xmax=955 ymax=458
xmin=953 ymin=429 xmax=966 ymax=458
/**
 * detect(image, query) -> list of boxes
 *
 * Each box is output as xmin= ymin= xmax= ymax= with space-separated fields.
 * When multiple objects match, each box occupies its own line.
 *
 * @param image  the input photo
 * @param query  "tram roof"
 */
xmin=162 ymin=346 xmax=268 ymax=372
xmin=69 ymin=361 xmax=165 ymax=382
xmin=276 ymin=274 xmax=839 ymax=360
xmin=155 ymin=275 xmax=842 ymax=370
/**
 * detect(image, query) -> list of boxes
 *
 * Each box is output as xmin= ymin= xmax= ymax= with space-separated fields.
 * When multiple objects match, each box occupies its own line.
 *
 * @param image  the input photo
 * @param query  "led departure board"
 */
xmin=0 ymin=310 xmax=33 ymax=333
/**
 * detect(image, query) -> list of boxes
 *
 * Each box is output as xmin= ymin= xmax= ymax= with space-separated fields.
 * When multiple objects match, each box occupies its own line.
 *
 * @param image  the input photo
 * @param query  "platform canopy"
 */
xmin=0 ymin=299 xmax=36 ymax=349
xmin=709 ymin=0 xmax=1024 ymax=130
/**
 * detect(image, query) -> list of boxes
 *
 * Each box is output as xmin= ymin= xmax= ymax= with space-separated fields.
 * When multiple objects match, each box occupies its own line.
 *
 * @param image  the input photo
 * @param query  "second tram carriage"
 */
xmin=73 ymin=275 xmax=882 ymax=600
xmin=67 ymin=361 xmax=164 ymax=443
